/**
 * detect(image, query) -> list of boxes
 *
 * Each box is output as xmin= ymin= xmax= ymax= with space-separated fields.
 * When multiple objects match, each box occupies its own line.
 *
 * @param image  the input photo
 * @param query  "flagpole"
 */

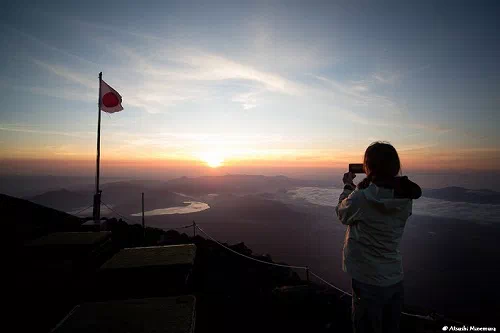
xmin=93 ymin=72 xmax=103 ymax=224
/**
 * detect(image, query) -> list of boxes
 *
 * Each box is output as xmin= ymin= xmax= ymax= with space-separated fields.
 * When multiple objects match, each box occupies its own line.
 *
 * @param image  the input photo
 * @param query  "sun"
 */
xmin=201 ymin=152 xmax=225 ymax=168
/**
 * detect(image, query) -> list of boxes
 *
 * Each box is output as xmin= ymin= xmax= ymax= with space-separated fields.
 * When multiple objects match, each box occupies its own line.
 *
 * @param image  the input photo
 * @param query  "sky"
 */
xmin=0 ymin=0 xmax=499 ymax=179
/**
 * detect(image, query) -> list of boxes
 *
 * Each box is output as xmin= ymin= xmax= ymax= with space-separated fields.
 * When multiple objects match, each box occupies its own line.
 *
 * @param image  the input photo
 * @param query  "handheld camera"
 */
xmin=349 ymin=163 xmax=364 ymax=174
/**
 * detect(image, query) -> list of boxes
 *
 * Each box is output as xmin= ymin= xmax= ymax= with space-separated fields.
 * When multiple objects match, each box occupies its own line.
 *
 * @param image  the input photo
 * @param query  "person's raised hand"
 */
xmin=342 ymin=172 xmax=356 ymax=187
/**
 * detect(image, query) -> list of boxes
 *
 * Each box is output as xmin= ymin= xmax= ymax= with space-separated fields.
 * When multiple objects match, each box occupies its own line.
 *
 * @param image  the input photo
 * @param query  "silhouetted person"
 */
xmin=336 ymin=141 xmax=422 ymax=333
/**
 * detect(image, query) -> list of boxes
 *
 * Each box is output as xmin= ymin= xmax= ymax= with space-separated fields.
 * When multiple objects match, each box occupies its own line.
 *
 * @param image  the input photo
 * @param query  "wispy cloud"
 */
xmin=30 ymin=34 xmax=303 ymax=113
xmin=0 ymin=124 xmax=93 ymax=139
xmin=109 ymin=131 xmax=286 ymax=148
xmin=330 ymin=106 xmax=450 ymax=133
xmin=32 ymin=59 xmax=95 ymax=89
xmin=42 ymin=144 xmax=82 ymax=156
xmin=29 ymin=86 xmax=95 ymax=103
xmin=28 ymin=50 xmax=449 ymax=132
xmin=372 ymin=64 xmax=431 ymax=85
xmin=0 ymin=77 xmax=94 ymax=103
xmin=232 ymin=91 xmax=259 ymax=110
xmin=309 ymin=75 xmax=451 ymax=133
xmin=170 ymin=52 xmax=303 ymax=95
xmin=22 ymin=15 xmax=432 ymax=130
xmin=372 ymin=71 xmax=400 ymax=84
xmin=397 ymin=143 xmax=439 ymax=152
xmin=312 ymin=74 xmax=404 ymax=114
xmin=2 ymin=23 xmax=97 ymax=67
xmin=159 ymin=48 xmax=299 ymax=103
xmin=110 ymin=42 xmax=304 ymax=102
xmin=100 ymin=131 xmax=345 ymax=161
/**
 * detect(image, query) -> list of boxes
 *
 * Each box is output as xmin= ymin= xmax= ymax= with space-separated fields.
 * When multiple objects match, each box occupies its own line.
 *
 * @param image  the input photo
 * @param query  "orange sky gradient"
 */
xmin=1 ymin=144 xmax=499 ymax=180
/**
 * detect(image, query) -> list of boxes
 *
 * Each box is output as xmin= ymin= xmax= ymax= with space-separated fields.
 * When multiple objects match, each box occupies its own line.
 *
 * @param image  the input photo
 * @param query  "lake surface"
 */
xmin=131 ymin=201 xmax=210 ymax=217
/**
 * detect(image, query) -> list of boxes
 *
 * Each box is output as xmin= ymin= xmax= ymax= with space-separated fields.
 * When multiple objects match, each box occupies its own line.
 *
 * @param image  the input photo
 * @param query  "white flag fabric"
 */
xmin=100 ymin=80 xmax=123 ymax=113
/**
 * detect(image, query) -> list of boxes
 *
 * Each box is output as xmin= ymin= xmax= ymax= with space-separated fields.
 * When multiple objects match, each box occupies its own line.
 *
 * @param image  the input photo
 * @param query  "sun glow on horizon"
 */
xmin=200 ymin=152 xmax=225 ymax=168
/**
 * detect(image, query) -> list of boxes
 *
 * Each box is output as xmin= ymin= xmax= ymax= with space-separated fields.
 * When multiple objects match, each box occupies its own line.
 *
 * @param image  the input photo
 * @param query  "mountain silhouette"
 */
xmin=19 ymin=175 xmax=332 ymax=214
xmin=25 ymin=188 xmax=89 ymax=211
xmin=164 ymin=174 xmax=333 ymax=195
xmin=423 ymin=186 xmax=500 ymax=204
xmin=2 ymin=193 xmax=82 ymax=246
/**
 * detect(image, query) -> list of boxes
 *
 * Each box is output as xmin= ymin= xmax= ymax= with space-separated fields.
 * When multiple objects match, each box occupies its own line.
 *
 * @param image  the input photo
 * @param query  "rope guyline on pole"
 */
xmin=70 ymin=204 xmax=94 ymax=216
xmin=100 ymin=201 xmax=140 ymax=224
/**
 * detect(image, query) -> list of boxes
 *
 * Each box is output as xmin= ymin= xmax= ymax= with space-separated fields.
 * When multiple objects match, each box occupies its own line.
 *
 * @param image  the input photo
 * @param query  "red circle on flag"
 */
xmin=102 ymin=92 xmax=119 ymax=107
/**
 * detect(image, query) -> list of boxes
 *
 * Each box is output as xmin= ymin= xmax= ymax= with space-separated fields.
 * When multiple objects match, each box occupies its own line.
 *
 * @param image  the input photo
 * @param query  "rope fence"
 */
xmin=309 ymin=271 xmax=352 ymax=298
xmin=400 ymin=311 xmax=435 ymax=321
xmin=193 ymin=223 xmax=466 ymax=326
xmin=196 ymin=224 xmax=352 ymax=297
xmin=98 ymin=203 xmax=465 ymax=326
xmin=170 ymin=224 xmax=195 ymax=230
xmin=195 ymin=224 xmax=309 ymax=270
xmin=100 ymin=201 xmax=141 ymax=225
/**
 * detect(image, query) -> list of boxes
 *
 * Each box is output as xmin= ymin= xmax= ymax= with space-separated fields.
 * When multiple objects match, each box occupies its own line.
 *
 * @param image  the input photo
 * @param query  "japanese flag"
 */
xmin=100 ymin=80 xmax=123 ymax=113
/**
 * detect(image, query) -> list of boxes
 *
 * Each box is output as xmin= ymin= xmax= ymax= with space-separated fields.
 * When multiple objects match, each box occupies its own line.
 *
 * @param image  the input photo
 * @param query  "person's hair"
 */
xmin=357 ymin=141 xmax=401 ymax=189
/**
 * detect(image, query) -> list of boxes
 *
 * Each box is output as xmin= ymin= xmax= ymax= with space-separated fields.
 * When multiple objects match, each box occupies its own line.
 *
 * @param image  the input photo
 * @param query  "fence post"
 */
xmin=193 ymin=220 xmax=196 ymax=237
xmin=305 ymin=266 xmax=311 ymax=308
xmin=142 ymin=192 xmax=145 ymax=242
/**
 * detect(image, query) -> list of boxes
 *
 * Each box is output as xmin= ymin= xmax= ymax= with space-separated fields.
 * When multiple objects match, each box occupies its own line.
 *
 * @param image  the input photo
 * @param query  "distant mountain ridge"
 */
xmin=13 ymin=175 xmax=333 ymax=217
xmin=0 ymin=175 xmax=124 ymax=197
xmin=15 ymin=176 xmax=500 ymax=218
xmin=164 ymin=174 xmax=333 ymax=195
xmin=23 ymin=183 xmax=189 ymax=214
xmin=422 ymin=186 xmax=500 ymax=204
xmin=25 ymin=189 xmax=90 ymax=211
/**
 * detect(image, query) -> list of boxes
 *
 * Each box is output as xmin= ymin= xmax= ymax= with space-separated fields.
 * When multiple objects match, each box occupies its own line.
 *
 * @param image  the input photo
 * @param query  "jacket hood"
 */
xmin=362 ymin=176 xmax=422 ymax=212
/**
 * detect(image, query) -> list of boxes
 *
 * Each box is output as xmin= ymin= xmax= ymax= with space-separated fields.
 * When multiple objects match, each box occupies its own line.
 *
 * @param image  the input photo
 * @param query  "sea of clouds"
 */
xmin=288 ymin=187 xmax=500 ymax=224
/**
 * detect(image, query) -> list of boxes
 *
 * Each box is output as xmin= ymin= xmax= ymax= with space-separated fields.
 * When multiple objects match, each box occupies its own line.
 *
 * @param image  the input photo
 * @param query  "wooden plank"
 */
xmin=100 ymin=244 xmax=196 ymax=270
xmin=27 ymin=232 xmax=111 ymax=247
xmin=52 ymin=296 xmax=196 ymax=333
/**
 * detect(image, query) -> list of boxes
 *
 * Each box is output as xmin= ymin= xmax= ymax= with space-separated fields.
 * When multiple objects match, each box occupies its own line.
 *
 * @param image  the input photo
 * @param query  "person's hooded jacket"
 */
xmin=336 ymin=176 xmax=422 ymax=286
